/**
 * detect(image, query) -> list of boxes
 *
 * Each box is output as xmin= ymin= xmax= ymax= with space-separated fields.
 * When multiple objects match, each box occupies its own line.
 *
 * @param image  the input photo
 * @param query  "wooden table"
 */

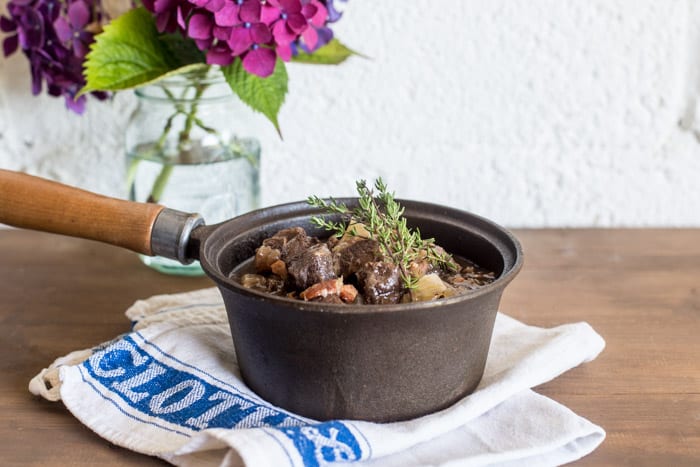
xmin=1 ymin=229 xmax=698 ymax=466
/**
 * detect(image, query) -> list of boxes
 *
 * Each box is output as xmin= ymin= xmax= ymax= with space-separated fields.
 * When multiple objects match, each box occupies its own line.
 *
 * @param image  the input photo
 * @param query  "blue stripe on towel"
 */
xmin=80 ymin=334 xmax=365 ymax=466
xmin=77 ymin=365 xmax=191 ymax=437
xmin=132 ymin=331 xmax=292 ymax=413
xmin=82 ymin=335 xmax=301 ymax=431
xmin=277 ymin=422 xmax=363 ymax=466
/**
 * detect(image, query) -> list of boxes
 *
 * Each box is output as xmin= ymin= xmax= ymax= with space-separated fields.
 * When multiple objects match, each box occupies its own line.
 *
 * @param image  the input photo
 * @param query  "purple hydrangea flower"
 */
xmin=141 ymin=0 xmax=185 ymax=34
xmin=1 ymin=11 xmax=19 ymax=57
xmin=53 ymin=0 xmax=93 ymax=58
xmin=262 ymin=0 xmax=327 ymax=60
xmin=1 ymin=0 xmax=108 ymax=113
xmin=303 ymin=0 xmax=345 ymax=51
xmin=143 ymin=0 xmax=342 ymax=78
xmin=324 ymin=0 xmax=345 ymax=23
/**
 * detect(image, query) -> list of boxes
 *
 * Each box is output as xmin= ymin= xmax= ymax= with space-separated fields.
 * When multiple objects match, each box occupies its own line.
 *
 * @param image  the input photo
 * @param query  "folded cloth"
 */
xmin=29 ymin=288 xmax=606 ymax=467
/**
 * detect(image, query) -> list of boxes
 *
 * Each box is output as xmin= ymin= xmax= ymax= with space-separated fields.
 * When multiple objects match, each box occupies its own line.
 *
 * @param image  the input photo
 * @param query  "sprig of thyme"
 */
xmin=306 ymin=195 xmax=351 ymax=238
xmin=307 ymin=178 xmax=460 ymax=289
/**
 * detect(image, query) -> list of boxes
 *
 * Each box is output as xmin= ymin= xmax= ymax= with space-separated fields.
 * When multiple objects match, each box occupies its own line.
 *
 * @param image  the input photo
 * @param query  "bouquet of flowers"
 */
xmin=1 ymin=0 xmax=354 ymax=130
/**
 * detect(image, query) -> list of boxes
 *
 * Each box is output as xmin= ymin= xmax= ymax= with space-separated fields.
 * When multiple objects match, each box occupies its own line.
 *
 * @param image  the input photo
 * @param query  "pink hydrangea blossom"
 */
xmin=142 ymin=0 xmax=340 ymax=77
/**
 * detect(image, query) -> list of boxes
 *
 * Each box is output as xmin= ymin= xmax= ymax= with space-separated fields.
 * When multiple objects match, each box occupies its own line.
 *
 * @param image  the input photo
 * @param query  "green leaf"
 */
xmin=159 ymin=33 xmax=207 ymax=65
xmin=81 ymin=7 xmax=205 ymax=93
xmin=222 ymin=59 xmax=288 ymax=136
xmin=291 ymin=39 xmax=359 ymax=65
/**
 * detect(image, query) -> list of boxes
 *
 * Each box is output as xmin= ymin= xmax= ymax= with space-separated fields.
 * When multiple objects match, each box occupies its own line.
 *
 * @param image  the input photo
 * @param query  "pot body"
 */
xmin=218 ymin=284 xmax=502 ymax=421
xmin=199 ymin=200 xmax=522 ymax=422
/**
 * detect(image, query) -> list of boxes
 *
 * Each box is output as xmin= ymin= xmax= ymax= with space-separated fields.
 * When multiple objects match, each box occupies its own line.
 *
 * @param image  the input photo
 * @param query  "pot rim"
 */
xmin=199 ymin=199 xmax=524 ymax=315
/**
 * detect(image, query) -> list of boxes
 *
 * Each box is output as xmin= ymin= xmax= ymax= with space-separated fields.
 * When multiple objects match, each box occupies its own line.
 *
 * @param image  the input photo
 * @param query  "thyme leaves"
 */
xmin=308 ymin=178 xmax=459 ymax=289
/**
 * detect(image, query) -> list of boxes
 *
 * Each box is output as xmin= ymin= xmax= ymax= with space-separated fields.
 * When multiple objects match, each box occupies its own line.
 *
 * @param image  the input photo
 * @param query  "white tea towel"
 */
xmin=30 ymin=288 xmax=606 ymax=467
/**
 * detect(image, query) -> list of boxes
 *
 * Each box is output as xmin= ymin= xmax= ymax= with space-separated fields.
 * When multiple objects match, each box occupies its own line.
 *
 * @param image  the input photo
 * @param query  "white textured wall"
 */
xmin=2 ymin=0 xmax=700 ymax=227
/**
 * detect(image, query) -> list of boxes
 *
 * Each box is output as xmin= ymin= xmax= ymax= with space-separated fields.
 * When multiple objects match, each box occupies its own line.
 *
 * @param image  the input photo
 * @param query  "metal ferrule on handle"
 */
xmin=151 ymin=208 xmax=205 ymax=264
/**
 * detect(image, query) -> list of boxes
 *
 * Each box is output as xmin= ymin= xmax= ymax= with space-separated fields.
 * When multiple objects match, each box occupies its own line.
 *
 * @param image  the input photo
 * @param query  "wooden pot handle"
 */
xmin=0 ymin=169 xmax=165 ymax=255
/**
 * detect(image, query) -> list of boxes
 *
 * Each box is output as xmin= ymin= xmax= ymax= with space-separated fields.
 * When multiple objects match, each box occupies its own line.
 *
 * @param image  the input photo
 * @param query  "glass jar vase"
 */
xmin=125 ymin=70 xmax=260 ymax=275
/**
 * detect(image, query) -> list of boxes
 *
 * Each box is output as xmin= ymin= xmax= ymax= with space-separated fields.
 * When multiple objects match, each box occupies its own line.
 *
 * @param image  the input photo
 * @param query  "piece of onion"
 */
xmin=411 ymin=273 xmax=449 ymax=302
xmin=341 ymin=222 xmax=371 ymax=241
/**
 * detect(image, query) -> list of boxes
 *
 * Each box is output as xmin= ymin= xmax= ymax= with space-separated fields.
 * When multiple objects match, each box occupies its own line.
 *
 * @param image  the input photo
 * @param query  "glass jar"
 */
xmin=125 ymin=69 xmax=260 ymax=275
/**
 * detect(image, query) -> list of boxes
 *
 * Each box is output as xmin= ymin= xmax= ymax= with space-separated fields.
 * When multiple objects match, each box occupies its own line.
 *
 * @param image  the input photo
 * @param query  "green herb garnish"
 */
xmin=307 ymin=178 xmax=459 ymax=289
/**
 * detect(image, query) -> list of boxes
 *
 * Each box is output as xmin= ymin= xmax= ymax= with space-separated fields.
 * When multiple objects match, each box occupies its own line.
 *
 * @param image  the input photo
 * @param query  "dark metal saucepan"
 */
xmin=0 ymin=169 xmax=523 ymax=422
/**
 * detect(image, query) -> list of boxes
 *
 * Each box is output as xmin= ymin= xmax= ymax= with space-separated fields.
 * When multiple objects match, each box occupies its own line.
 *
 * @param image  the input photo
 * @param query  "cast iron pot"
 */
xmin=0 ymin=170 xmax=523 ymax=422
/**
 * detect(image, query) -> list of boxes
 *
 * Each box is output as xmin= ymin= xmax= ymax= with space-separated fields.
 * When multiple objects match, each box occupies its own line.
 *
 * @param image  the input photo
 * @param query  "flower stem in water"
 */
xmin=147 ymin=163 xmax=174 ymax=203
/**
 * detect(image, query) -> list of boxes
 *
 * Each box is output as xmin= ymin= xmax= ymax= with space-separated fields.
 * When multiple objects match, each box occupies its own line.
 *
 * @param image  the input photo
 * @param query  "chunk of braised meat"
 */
xmin=254 ymin=245 xmax=281 ymax=272
xmin=326 ymin=234 xmax=340 ymax=250
xmin=255 ymin=227 xmax=315 ymax=273
xmin=279 ymin=228 xmax=316 ymax=262
xmin=287 ymin=243 xmax=336 ymax=290
xmin=261 ymin=226 xmax=306 ymax=251
xmin=270 ymin=259 xmax=287 ymax=279
xmin=332 ymin=237 xmax=382 ymax=278
xmin=356 ymin=261 xmax=403 ymax=304
xmin=406 ymin=247 xmax=446 ymax=280
xmin=407 ymin=259 xmax=432 ymax=279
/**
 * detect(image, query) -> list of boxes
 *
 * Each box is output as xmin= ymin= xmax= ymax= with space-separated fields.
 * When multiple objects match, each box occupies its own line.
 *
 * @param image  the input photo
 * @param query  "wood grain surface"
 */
xmin=0 ymin=170 xmax=164 ymax=255
xmin=0 ymin=229 xmax=698 ymax=466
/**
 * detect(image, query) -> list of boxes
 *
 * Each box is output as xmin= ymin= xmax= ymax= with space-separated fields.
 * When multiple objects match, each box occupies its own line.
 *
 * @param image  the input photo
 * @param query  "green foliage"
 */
xmin=222 ymin=59 xmax=288 ymax=136
xmin=291 ymin=39 xmax=358 ymax=65
xmin=159 ymin=33 xmax=207 ymax=65
xmin=308 ymin=178 xmax=460 ymax=289
xmin=81 ymin=8 xmax=349 ymax=133
xmin=307 ymin=195 xmax=351 ymax=238
xmin=82 ymin=8 xmax=206 ymax=94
